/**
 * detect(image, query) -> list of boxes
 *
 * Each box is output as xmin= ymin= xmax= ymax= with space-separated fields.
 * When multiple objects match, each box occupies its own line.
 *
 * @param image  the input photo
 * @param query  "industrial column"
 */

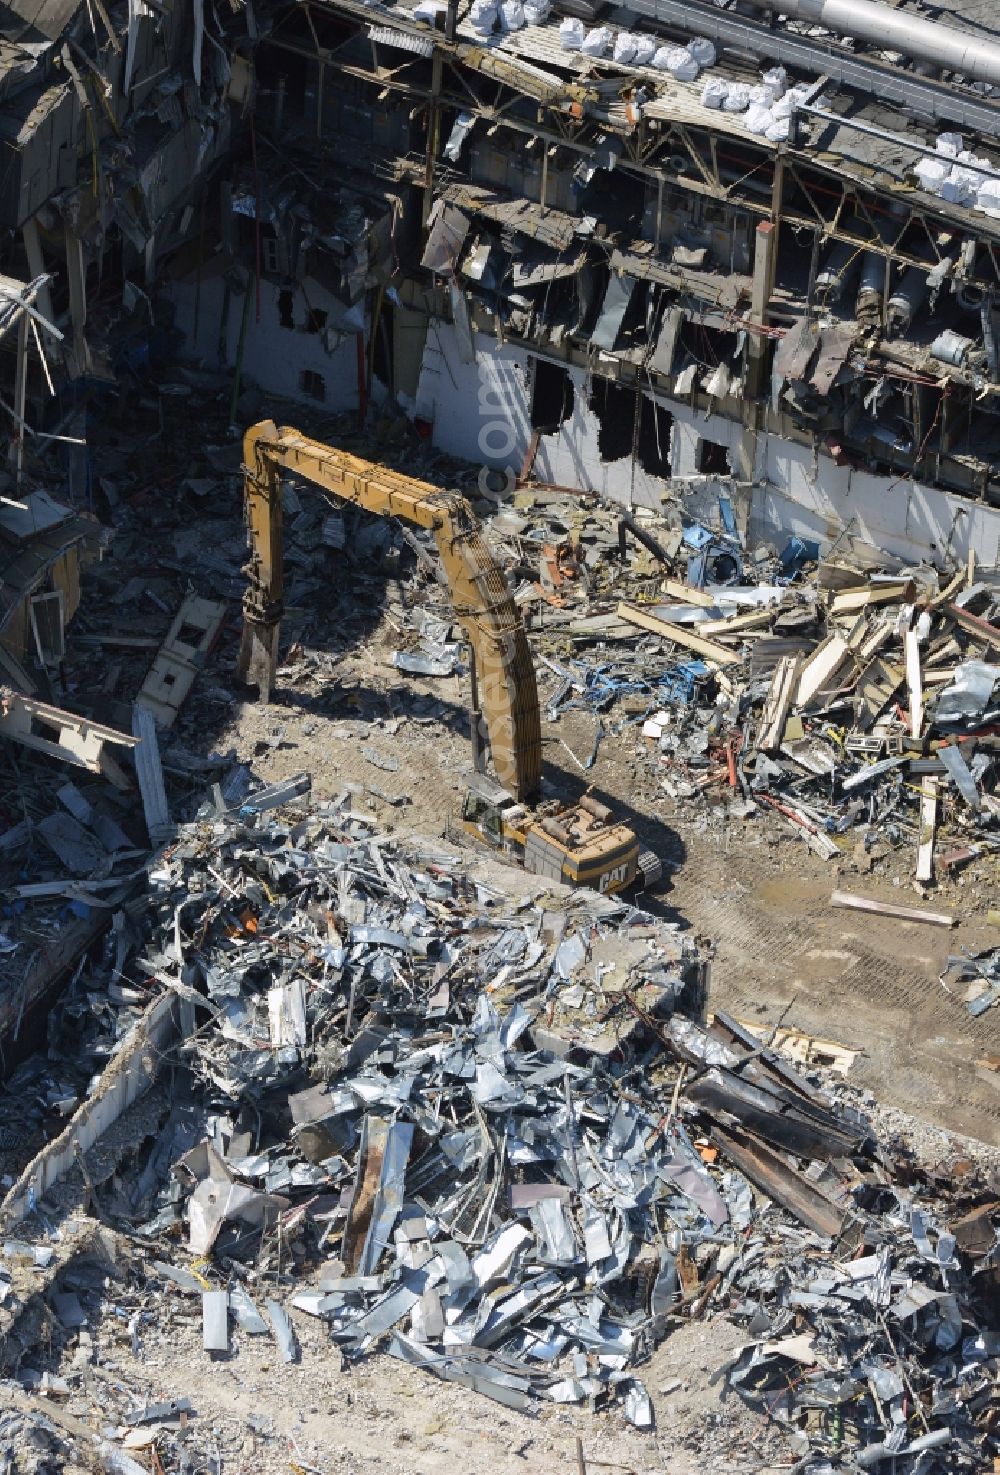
xmin=735 ymin=219 xmax=777 ymax=483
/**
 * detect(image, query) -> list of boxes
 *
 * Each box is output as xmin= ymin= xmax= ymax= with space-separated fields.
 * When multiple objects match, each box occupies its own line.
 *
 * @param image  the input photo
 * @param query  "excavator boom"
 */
xmin=237 ymin=421 xmax=542 ymax=803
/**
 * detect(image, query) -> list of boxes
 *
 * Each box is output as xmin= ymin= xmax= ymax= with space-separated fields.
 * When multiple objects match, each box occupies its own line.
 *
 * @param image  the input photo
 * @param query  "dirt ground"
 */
xmin=66 ymin=383 xmax=1000 ymax=1148
xmin=198 ymin=608 xmax=1000 ymax=1150
xmin=100 ymin=1298 xmax=779 ymax=1475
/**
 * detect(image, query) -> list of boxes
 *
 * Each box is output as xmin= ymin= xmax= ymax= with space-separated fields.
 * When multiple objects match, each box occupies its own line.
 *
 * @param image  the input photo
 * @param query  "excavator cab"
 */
xmin=461 ymin=774 xmax=660 ymax=896
xmin=461 ymin=783 xmax=506 ymax=845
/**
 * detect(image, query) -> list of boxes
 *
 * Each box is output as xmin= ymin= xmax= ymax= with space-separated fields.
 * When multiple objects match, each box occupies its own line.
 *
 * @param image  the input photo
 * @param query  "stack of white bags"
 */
xmin=700 ymin=65 xmax=819 ymax=141
xmin=487 ymin=3 xmax=1000 ymax=219
xmin=560 ymin=22 xmax=717 ymax=77
xmin=913 ymin=132 xmax=1000 ymax=217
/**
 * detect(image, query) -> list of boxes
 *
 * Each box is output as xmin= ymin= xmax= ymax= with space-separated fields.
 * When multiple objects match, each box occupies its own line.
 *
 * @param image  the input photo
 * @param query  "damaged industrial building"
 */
xmin=172 ymin=0 xmax=1000 ymax=562
xmin=3 ymin=0 xmax=1000 ymax=1470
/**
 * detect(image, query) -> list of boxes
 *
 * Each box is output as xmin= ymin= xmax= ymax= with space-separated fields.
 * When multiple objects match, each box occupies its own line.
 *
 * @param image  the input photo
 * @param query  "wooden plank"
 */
xmin=616 ymin=602 xmax=738 ymax=665
xmin=829 ymin=579 xmax=914 ymax=615
xmin=655 ymin=579 xmax=717 ymax=609
xmin=700 ymin=608 xmax=774 ymax=638
xmin=854 ymin=620 xmax=894 ymax=667
xmin=946 ymin=602 xmax=1000 ymax=651
xmin=758 ymin=655 xmax=799 ymax=752
xmin=905 ymin=628 xmax=923 ymax=739
xmin=855 ymin=657 xmax=904 ymax=731
xmin=830 ymin=889 xmax=955 ymax=928
xmin=929 ymin=568 xmax=966 ymax=609
xmin=915 ymin=778 xmax=937 ymax=884
xmin=796 ymin=635 xmax=850 ymax=707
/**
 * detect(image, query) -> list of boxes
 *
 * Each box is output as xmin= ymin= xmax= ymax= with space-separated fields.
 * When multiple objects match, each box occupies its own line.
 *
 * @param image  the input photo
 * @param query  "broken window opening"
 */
xmin=29 ymin=715 xmax=63 ymax=744
xmin=637 ymin=398 xmax=673 ymax=478
xmin=175 ymin=621 xmax=205 ymax=648
xmin=278 ymin=288 xmax=295 ymax=329
xmin=29 ymin=590 xmax=65 ymax=667
xmin=697 ymin=438 xmax=731 ymax=475
xmin=262 ymin=235 xmax=282 ymax=277
xmin=530 ymin=357 xmax=573 ymax=433
xmin=300 ymin=369 xmax=326 ymax=401
xmin=304 ymin=308 xmax=327 ymax=335
xmin=590 ymin=379 xmax=634 ymax=463
xmin=372 ymin=301 xmax=394 ymax=389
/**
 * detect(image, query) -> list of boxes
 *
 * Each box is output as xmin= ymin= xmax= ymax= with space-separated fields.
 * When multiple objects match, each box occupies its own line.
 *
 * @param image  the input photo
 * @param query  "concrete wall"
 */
xmin=170 ymin=273 xmax=364 ymax=412
xmin=414 ymin=319 xmax=1000 ymax=570
xmin=751 ymin=446 xmax=1000 ymax=570
xmin=415 ymin=318 xmax=534 ymax=471
xmin=414 ymin=322 xmax=676 ymax=507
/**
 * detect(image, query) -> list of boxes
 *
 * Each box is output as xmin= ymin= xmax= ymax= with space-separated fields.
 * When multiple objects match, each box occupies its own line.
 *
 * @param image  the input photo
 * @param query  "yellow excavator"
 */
xmin=237 ymin=421 xmax=661 ymax=895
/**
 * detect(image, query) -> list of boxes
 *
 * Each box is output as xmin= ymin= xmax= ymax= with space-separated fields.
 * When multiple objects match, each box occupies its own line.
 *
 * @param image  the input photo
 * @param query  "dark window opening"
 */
xmin=30 ymin=716 xmax=63 ymax=744
xmin=531 ymin=358 xmax=573 ymax=432
xmin=697 ymin=438 xmax=731 ymax=474
xmin=372 ymin=302 xmax=393 ymax=388
xmin=278 ymin=289 xmax=294 ymax=329
xmin=262 ymin=236 xmax=282 ymax=276
xmin=637 ymin=398 xmax=673 ymax=477
xmin=590 ymin=379 xmax=634 ymax=463
xmin=304 ymin=308 xmax=327 ymax=335
xmin=300 ymin=369 xmax=326 ymax=401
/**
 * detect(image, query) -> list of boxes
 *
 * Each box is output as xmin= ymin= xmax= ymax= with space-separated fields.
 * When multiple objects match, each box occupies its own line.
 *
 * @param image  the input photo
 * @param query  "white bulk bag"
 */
xmin=581 ymin=24 xmax=611 ymax=54
xmin=559 ymin=16 xmax=584 ymax=48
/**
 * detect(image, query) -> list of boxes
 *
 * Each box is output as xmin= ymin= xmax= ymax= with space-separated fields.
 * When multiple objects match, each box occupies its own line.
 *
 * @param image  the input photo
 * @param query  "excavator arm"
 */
xmin=237 ymin=420 xmax=542 ymax=804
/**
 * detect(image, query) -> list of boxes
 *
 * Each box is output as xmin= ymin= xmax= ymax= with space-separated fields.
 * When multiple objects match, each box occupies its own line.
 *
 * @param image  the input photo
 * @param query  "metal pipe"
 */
xmin=749 ymin=0 xmax=1000 ymax=89
xmin=798 ymin=102 xmax=1000 ymax=186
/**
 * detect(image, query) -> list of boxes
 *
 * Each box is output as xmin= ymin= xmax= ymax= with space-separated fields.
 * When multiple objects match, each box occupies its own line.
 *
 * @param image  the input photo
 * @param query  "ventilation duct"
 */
xmin=748 ymin=0 xmax=1000 ymax=90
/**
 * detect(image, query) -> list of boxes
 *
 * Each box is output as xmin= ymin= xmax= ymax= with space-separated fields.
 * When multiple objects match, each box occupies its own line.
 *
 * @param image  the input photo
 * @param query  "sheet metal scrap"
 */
xmin=14 ymin=787 xmax=998 ymax=1462
xmin=122 ymin=788 xmax=704 ymax=1423
xmin=942 ymin=944 xmax=1000 ymax=1016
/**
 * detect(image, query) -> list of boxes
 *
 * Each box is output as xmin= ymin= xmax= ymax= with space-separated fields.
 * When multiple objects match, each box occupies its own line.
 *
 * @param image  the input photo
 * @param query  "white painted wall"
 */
xmin=414 ymin=322 xmax=674 ymax=507
xmin=415 ymin=319 xmax=1000 ymax=569
xmin=414 ymin=319 xmax=534 ymax=470
xmin=170 ymin=273 xmax=364 ymax=412
xmin=751 ymin=444 xmax=1000 ymax=570
xmin=534 ymin=374 xmax=665 ymax=508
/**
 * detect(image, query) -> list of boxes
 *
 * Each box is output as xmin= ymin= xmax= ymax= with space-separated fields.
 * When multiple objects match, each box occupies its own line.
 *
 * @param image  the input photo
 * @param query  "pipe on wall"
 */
xmin=748 ymin=0 xmax=1000 ymax=90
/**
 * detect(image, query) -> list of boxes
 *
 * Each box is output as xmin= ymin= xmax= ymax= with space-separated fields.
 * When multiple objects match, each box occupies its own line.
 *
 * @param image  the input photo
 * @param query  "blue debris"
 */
xmin=778 ymin=536 xmax=819 ymax=577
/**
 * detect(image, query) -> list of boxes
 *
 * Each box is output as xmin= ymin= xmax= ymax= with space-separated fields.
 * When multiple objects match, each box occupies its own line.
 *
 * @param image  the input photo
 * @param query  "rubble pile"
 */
xmin=108 ymin=787 xmax=703 ymax=1421
xmin=471 ymin=487 xmax=1000 ymax=913
xmin=2 ymin=788 xmax=999 ymax=1473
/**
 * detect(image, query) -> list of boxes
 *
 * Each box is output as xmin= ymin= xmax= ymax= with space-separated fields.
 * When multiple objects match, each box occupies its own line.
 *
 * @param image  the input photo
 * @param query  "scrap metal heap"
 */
xmin=1 ymin=782 xmax=999 ymax=1471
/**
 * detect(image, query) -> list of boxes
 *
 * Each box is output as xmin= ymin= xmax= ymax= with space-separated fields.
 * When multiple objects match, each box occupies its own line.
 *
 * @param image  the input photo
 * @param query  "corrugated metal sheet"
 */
xmin=3 ymin=0 xmax=80 ymax=42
